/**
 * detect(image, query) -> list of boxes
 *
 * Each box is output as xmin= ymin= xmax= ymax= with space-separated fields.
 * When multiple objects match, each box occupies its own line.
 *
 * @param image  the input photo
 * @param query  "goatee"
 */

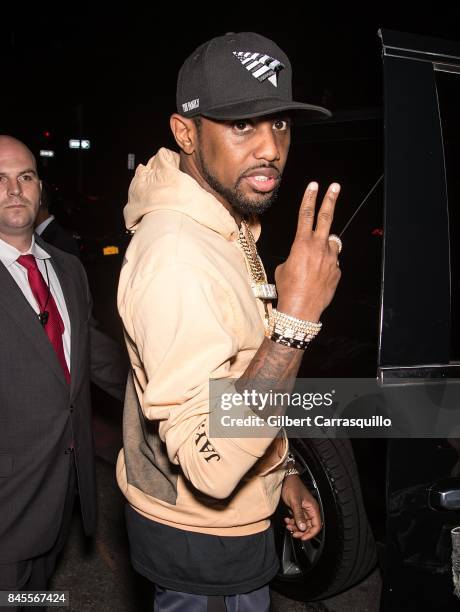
xmin=200 ymin=160 xmax=281 ymax=216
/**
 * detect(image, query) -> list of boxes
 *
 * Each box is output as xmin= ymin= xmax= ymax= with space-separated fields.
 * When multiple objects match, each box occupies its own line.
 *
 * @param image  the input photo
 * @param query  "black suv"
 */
xmin=267 ymin=29 xmax=460 ymax=612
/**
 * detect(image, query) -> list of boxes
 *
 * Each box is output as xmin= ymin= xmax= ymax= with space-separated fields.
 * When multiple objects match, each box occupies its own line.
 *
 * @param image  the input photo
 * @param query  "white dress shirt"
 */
xmin=0 ymin=235 xmax=71 ymax=369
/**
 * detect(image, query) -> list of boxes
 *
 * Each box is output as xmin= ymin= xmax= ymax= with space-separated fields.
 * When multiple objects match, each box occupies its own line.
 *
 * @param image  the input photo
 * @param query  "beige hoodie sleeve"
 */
xmin=128 ymin=262 xmax=281 ymax=499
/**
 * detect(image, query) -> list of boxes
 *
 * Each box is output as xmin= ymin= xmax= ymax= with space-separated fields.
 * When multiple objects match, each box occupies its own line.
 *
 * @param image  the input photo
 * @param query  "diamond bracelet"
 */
xmin=266 ymin=309 xmax=322 ymax=348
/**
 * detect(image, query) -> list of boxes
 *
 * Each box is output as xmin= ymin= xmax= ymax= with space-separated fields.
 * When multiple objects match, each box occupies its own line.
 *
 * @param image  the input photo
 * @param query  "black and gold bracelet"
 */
xmin=268 ymin=330 xmax=311 ymax=350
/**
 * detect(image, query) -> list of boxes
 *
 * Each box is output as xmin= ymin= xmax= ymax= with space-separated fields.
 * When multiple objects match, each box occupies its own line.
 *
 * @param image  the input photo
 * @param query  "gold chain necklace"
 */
xmin=237 ymin=220 xmax=277 ymax=300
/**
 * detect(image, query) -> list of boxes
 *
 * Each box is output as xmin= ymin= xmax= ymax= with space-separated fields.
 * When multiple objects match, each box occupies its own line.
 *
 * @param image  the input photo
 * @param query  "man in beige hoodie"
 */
xmin=117 ymin=32 xmax=342 ymax=612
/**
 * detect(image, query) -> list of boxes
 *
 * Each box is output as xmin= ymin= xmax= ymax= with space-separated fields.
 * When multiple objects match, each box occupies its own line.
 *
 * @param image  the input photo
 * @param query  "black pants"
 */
xmin=153 ymin=585 xmax=270 ymax=611
xmin=0 ymin=456 xmax=77 ymax=612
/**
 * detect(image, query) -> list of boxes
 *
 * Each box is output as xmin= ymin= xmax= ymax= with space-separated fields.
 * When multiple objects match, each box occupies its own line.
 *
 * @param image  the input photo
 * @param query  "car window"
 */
xmin=436 ymin=71 xmax=460 ymax=361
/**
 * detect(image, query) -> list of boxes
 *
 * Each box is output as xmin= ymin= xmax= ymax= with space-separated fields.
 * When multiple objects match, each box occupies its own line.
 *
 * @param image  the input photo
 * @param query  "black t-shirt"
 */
xmin=125 ymin=504 xmax=279 ymax=596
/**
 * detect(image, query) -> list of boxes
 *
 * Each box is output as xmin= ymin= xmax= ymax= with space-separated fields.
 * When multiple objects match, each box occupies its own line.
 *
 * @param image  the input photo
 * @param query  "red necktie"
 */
xmin=17 ymin=255 xmax=71 ymax=385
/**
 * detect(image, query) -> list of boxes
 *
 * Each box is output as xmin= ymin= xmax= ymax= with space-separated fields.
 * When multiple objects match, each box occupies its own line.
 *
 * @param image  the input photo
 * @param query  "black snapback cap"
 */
xmin=176 ymin=32 xmax=331 ymax=121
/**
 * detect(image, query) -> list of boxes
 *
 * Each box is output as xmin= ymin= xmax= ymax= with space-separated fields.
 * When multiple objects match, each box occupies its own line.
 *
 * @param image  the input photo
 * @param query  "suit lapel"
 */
xmin=0 ymin=261 xmax=69 ymax=389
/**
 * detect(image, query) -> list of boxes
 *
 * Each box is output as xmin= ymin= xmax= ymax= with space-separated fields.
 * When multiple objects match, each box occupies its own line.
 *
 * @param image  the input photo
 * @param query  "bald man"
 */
xmin=0 ymin=136 xmax=99 ymax=605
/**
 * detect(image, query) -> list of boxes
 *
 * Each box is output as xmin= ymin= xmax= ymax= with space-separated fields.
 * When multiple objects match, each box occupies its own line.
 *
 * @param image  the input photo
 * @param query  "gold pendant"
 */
xmin=251 ymin=283 xmax=278 ymax=300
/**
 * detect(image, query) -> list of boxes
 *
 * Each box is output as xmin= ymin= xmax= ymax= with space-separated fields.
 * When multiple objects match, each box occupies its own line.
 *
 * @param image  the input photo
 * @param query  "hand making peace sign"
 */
xmin=275 ymin=182 xmax=342 ymax=322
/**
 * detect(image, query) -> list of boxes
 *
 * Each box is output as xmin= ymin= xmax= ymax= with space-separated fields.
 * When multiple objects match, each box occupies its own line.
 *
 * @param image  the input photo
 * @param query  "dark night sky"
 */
xmin=2 ymin=7 xmax=460 ymax=237
xmin=2 ymin=6 xmax=459 ymax=351
xmin=4 ymin=8 xmax=460 ymax=118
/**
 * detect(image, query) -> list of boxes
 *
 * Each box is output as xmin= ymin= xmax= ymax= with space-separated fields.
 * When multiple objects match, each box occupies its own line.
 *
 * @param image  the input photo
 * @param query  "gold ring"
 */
xmin=328 ymin=234 xmax=342 ymax=254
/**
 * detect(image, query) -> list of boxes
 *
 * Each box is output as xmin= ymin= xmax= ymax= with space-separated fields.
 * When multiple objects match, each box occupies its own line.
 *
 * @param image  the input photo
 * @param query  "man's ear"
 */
xmin=170 ymin=114 xmax=197 ymax=155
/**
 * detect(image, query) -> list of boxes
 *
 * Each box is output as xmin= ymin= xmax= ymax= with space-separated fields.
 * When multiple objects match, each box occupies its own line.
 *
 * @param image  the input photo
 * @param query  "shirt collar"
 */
xmin=35 ymin=214 xmax=55 ymax=236
xmin=0 ymin=234 xmax=51 ymax=268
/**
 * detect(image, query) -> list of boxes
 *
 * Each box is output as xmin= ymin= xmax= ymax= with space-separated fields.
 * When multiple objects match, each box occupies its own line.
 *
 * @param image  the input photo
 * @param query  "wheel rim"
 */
xmin=278 ymin=449 xmax=326 ymax=579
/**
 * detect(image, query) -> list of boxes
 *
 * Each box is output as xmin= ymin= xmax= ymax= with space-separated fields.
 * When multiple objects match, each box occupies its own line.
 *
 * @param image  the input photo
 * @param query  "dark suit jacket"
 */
xmin=0 ymin=236 xmax=96 ymax=564
xmin=37 ymin=224 xmax=128 ymax=402
xmin=40 ymin=218 xmax=81 ymax=259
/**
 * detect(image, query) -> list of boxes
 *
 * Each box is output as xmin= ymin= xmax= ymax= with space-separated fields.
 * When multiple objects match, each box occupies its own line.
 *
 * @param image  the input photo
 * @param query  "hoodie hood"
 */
xmin=124 ymin=148 xmax=261 ymax=242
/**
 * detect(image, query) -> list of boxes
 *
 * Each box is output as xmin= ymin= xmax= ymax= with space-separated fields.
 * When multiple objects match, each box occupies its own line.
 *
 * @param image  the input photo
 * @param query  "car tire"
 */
xmin=272 ymin=437 xmax=377 ymax=601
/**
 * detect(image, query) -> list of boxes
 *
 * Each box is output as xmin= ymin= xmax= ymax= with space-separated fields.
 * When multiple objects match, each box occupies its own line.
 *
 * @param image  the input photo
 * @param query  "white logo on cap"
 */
xmin=182 ymin=98 xmax=200 ymax=113
xmin=233 ymin=52 xmax=284 ymax=87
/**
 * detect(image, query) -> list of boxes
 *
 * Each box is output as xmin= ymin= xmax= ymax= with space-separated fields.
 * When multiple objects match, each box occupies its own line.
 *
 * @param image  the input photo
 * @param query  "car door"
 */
xmin=271 ymin=28 xmax=460 ymax=610
xmin=378 ymin=29 xmax=460 ymax=612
